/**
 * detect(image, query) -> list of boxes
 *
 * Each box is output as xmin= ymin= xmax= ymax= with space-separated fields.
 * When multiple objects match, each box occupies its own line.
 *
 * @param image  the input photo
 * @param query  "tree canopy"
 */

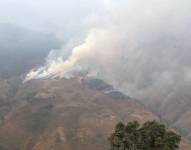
xmin=109 ymin=121 xmax=181 ymax=150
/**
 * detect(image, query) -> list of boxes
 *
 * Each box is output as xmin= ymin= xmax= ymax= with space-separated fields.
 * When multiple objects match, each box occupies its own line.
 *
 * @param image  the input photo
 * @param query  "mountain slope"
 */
xmin=0 ymin=78 xmax=189 ymax=150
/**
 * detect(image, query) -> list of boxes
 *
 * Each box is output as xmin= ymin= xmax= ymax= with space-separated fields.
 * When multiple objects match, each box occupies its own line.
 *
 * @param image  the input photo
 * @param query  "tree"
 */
xmin=109 ymin=121 xmax=181 ymax=150
xmin=124 ymin=121 xmax=140 ymax=150
xmin=109 ymin=122 xmax=126 ymax=150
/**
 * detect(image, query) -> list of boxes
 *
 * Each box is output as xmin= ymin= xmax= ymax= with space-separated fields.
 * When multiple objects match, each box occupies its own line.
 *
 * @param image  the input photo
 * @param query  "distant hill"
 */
xmin=0 ymin=23 xmax=60 ymax=78
xmin=140 ymin=81 xmax=191 ymax=141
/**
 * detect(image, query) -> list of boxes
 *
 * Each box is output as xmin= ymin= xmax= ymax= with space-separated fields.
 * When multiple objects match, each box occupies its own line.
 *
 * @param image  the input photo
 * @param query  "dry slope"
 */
xmin=0 ymin=78 xmax=189 ymax=150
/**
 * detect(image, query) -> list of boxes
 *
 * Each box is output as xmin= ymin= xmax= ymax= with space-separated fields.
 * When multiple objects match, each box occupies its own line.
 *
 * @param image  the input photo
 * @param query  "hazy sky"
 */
xmin=1 ymin=0 xmax=190 ymax=41
xmin=0 ymin=0 xmax=104 ymax=41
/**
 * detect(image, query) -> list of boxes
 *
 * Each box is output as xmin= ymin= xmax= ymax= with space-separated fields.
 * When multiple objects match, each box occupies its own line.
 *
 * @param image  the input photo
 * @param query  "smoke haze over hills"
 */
xmin=1 ymin=0 xmax=191 ymax=140
xmin=0 ymin=23 xmax=59 ymax=78
xmin=9 ymin=0 xmax=190 ymax=98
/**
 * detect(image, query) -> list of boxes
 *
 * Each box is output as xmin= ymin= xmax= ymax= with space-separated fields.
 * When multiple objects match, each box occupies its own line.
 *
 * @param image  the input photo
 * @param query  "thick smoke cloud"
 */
xmin=2 ymin=0 xmax=191 ymax=107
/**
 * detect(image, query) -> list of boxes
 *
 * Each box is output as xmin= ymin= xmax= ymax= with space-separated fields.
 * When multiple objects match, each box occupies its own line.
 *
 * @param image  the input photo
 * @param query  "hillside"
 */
xmin=0 ymin=78 xmax=190 ymax=150
xmin=0 ymin=78 xmax=156 ymax=150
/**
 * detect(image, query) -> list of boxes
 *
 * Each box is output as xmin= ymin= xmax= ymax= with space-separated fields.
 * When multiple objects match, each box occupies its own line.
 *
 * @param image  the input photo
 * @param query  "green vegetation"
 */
xmin=109 ymin=121 xmax=181 ymax=150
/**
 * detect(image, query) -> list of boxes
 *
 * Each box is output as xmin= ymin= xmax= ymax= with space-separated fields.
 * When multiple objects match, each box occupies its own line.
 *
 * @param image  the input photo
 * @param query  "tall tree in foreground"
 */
xmin=109 ymin=121 xmax=181 ymax=150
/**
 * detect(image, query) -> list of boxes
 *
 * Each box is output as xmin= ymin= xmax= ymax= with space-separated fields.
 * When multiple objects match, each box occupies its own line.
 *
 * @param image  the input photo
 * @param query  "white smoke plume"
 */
xmin=24 ymin=0 xmax=191 ymax=104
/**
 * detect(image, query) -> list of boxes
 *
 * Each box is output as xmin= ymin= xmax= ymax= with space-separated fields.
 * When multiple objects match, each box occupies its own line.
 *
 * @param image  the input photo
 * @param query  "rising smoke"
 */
xmin=23 ymin=0 xmax=191 ymax=107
